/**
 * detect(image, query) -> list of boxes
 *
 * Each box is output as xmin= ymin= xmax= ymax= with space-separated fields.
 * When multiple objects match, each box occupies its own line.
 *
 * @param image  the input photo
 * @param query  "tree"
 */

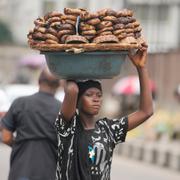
xmin=0 ymin=21 xmax=13 ymax=44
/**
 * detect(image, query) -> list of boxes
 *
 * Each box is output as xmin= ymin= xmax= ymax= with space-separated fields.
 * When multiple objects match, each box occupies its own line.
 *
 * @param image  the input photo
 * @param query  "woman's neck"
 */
xmin=79 ymin=113 xmax=96 ymax=130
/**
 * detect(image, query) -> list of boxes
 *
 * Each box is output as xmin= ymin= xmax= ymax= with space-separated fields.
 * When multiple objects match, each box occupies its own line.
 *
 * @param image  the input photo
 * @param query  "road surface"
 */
xmin=0 ymin=143 xmax=179 ymax=180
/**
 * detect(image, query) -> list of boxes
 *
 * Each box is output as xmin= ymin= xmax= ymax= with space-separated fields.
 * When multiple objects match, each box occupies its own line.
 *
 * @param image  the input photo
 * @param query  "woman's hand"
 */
xmin=128 ymin=41 xmax=148 ymax=68
xmin=65 ymin=80 xmax=79 ymax=94
xmin=127 ymin=40 xmax=153 ymax=131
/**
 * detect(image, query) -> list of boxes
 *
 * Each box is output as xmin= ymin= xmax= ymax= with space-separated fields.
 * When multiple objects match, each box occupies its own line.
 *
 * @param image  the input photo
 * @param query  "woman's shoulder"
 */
xmin=96 ymin=117 xmax=111 ymax=126
xmin=96 ymin=116 xmax=128 ymax=127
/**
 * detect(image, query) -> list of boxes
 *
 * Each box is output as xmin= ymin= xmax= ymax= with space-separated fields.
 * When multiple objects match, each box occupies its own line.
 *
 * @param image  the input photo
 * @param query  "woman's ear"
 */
xmin=76 ymin=99 xmax=80 ymax=109
xmin=77 ymin=97 xmax=83 ymax=110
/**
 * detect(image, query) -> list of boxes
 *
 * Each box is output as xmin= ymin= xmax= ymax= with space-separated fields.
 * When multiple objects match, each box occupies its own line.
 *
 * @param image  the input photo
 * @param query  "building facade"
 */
xmin=127 ymin=0 xmax=180 ymax=52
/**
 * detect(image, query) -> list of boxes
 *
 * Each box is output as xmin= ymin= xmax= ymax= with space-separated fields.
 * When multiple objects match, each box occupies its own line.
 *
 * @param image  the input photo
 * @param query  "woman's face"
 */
xmin=78 ymin=87 xmax=103 ymax=115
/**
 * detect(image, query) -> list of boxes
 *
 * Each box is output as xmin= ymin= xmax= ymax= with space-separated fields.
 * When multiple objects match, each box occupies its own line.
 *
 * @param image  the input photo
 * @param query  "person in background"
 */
xmin=1 ymin=67 xmax=61 ymax=180
xmin=55 ymin=41 xmax=154 ymax=180
xmin=174 ymin=85 xmax=180 ymax=103
xmin=171 ymin=85 xmax=180 ymax=140
xmin=0 ymin=89 xmax=10 ymax=141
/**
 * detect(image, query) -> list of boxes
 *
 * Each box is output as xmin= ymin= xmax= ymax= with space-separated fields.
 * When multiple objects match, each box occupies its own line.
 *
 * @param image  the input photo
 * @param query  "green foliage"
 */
xmin=0 ymin=21 xmax=13 ymax=44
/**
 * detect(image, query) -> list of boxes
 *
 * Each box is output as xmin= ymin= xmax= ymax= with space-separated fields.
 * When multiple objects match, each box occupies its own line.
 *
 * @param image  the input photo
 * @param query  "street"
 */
xmin=0 ymin=143 xmax=180 ymax=180
xmin=111 ymin=153 xmax=180 ymax=180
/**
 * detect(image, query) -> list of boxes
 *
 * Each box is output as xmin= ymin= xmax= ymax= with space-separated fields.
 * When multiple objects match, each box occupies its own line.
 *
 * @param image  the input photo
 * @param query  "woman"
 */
xmin=55 ymin=42 xmax=153 ymax=180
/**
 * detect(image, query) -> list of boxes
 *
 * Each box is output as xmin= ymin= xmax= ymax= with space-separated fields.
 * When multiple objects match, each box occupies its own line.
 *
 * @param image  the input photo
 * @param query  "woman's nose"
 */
xmin=93 ymin=96 xmax=100 ymax=102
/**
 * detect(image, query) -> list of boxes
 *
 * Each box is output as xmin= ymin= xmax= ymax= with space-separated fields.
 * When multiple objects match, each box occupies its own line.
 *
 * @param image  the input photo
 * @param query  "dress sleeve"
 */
xmin=106 ymin=116 xmax=128 ymax=145
xmin=55 ymin=112 xmax=76 ymax=138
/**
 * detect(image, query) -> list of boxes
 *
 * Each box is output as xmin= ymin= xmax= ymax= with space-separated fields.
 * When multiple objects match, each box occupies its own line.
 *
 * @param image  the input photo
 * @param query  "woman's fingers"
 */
xmin=140 ymin=47 xmax=147 ymax=52
xmin=128 ymin=49 xmax=136 ymax=59
xmin=140 ymin=41 xmax=148 ymax=51
xmin=128 ymin=47 xmax=147 ymax=67
xmin=128 ymin=51 xmax=133 ymax=60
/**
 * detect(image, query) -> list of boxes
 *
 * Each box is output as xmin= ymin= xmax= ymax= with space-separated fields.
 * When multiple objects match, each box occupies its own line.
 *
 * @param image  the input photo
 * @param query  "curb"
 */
xmin=115 ymin=140 xmax=180 ymax=172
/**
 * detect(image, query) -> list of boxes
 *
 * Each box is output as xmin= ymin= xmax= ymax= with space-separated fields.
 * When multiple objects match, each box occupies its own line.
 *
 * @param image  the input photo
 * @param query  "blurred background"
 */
xmin=0 ymin=0 xmax=180 ymax=179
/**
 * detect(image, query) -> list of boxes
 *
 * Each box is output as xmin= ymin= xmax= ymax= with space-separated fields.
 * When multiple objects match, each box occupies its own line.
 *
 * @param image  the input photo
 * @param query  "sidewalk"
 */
xmin=115 ymin=139 xmax=180 ymax=172
xmin=1 ymin=142 xmax=180 ymax=180
xmin=0 ymin=143 xmax=11 ymax=180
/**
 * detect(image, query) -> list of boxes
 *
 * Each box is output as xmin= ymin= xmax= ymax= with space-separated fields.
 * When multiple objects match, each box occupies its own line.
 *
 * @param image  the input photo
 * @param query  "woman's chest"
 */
xmin=77 ymin=127 xmax=114 ymax=167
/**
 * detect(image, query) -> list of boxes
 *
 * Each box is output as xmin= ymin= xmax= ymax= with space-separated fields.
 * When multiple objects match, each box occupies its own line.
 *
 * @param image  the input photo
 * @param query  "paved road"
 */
xmin=111 ymin=155 xmax=180 ymax=180
xmin=0 ymin=143 xmax=11 ymax=180
xmin=0 ymin=143 xmax=180 ymax=180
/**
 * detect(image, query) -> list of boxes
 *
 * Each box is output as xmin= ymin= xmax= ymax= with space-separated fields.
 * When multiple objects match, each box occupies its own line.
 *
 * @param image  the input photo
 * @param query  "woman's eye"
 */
xmin=85 ymin=92 xmax=102 ymax=98
xmin=85 ymin=93 xmax=92 ymax=97
xmin=97 ymin=93 xmax=102 ymax=98
xmin=98 ymin=94 xmax=102 ymax=98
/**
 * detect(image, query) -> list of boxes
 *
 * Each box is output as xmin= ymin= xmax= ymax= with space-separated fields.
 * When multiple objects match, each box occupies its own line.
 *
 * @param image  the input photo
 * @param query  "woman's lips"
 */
xmin=92 ymin=105 xmax=100 ymax=109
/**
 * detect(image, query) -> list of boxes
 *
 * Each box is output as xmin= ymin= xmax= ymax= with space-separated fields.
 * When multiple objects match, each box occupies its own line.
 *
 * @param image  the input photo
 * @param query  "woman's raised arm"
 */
xmin=127 ymin=42 xmax=154 ymax=130
xmin=61 ymin=80 xmax=79 ymax=121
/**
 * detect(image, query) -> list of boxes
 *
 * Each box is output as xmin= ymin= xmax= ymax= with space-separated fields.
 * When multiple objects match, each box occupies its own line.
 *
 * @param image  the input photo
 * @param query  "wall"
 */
xmin=0 ymin=45 xmax=39 ymax=83
xmin=102 ymin=50 xmax=180 ymax=108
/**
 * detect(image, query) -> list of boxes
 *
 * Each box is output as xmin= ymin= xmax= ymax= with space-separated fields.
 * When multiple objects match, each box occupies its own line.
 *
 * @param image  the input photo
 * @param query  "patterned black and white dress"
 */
xmin=55 ymin=113 xmax=128 ymax=180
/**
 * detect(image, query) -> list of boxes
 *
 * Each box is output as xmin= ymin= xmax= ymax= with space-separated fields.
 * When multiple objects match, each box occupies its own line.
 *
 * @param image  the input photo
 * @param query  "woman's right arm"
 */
xmin=61 ymin=80 xmax=79 ymax=121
